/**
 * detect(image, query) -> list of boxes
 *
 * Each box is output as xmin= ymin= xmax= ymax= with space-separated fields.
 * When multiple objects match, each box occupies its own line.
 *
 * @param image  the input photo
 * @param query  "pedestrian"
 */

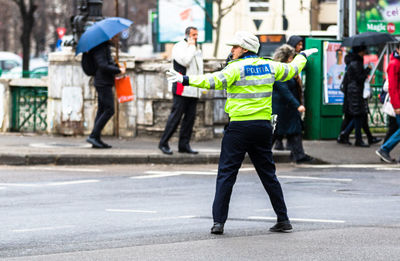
xmin=382 ymin=79 xmax=398 ymax=143
xmin=376 ymin=46 xmax=400 ymax=163
xmin=272 ymin=44 xmax=315 ymax=164
xmin=274 ymin=35 xmax=305 ymax=151
xmin=86 ymin=35 xmax=125 ymax=149
xmin=166 ymin=31 xmax=317 ymax=234
xmin=337 ymin=45 xmax=372 ymax=147
xmin=158 ymin=26 xmax=203 ymax=155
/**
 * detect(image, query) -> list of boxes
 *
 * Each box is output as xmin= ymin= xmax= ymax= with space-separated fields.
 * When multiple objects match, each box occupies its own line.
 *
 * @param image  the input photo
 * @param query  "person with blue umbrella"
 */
xmin=77 ymin=17 xmax=132 ymax=149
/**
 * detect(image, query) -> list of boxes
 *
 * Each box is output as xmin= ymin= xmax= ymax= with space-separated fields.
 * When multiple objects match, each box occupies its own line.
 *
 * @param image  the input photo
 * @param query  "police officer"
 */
xmin=166 ymin=31 xmax=318 ymax=234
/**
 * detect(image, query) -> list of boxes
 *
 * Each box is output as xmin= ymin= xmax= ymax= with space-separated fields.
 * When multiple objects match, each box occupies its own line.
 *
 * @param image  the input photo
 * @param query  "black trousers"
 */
xmin=90 ymin=86 xmax=115 ymax=139
xmin=286 ymin=133 xmax=306 ymax=161
xmin=159 ymin=94 xmax=198 ymax=149
xmin=212 ymin=120 xmax=289 ymax=224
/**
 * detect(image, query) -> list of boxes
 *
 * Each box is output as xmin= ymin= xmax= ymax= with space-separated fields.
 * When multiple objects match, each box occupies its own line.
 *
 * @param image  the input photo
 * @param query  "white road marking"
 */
xmin=0 ymin=179 xmax=100 ymax=187
xmin=143 ymin=215 xmax=196 ymax=221
xmin=254 ymin=206 xmax=309 ymax=212
xmin=248 ymin=216 xmax=346 ymax=223
xmin=298 ymin=164 xmax=400 ymax=169
xmin=376 ymin=167 xmax=400 ymax=171
xmin=131 ymin=170 xmax=217 ymax=179
xmin=279 ymin=175 xmax=352 ymax=182
xmin=131 ymin=173 xmax=181 ymax=179
xmin=28 ymin=167 xmax=103 ymax=172
xmin=12 ymin=225 xmax=74 ymax=233
xmin=106 ymin=209 xmax=157 ymax=214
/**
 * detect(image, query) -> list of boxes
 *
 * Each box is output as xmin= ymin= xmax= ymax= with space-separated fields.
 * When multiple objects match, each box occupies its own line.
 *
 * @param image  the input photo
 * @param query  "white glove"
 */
xmin=301 ymin=48 xmax=318 ymax=57
xmin=166 ymin=69 xmax=183 ymax=83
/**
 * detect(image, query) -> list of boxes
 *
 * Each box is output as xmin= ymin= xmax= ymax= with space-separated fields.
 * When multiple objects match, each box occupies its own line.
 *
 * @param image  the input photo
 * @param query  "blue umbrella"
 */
xmin=76 ymin=17 xmax=133 ymax=55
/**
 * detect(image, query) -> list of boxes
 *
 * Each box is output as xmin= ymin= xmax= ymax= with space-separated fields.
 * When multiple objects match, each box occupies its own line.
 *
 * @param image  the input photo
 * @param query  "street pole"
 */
xmin=115 ymin=0 xmax=120 ymax=137
xmin=349 ymin=0 xmax=356 ymax=36
xmin=337 ymin=0 xmax=344 ymax=40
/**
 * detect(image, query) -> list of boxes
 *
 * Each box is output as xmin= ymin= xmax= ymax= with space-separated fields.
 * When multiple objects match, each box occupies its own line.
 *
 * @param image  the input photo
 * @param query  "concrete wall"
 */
xmin=47 ymin=48 xmax=228 ymax=141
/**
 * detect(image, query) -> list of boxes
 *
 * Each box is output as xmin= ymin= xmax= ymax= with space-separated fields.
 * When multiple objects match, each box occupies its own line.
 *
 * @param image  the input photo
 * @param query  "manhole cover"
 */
xmin=29 ymin=143 xmax=91 ymax=148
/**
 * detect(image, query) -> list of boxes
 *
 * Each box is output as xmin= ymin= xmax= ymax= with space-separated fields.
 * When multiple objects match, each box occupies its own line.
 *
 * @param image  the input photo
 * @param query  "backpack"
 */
xmin=81 ymin=52 xmax=96 ymax=76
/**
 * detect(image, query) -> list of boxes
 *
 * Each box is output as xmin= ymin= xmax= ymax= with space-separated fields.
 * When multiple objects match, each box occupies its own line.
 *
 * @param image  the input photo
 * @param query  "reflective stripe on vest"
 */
xmin=227 ymin=92 xmax=272 ymax=99
xmin=208 ymin=75 xmax=216 ymax=89
xmin=279 ymin=64 xmax=290 ymax=82
xmin=216 ymin=72 xmax=228 ymax=89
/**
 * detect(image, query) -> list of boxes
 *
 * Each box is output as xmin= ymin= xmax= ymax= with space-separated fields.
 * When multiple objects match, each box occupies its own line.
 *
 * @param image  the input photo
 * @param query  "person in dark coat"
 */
xmin=272 ymin=44 xmax=314 ymax=163
xmin=86 ymin=36 xmax=124 ymax=149
xmin=273 ymin=36 xmax=305 ymax=151
xmin=338 ymin=45 xmax=372 ymax=147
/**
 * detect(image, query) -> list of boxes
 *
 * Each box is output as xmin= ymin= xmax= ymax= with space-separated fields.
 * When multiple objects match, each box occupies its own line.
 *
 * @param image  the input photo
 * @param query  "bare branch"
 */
xmin=221 ymin=0 xmax=240 ymax=18
xmin=193 ymin=0 xmax=216 ymax=29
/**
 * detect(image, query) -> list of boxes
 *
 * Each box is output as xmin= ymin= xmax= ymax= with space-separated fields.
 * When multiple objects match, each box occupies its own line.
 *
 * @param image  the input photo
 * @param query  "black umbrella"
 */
xmin=342 ymin=32 xmax=397 ymax=47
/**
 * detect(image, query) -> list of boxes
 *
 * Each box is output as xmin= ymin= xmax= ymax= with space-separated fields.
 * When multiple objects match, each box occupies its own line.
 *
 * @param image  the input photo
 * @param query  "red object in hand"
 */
xmin=115 ymin=75 xmax=134 ymax=103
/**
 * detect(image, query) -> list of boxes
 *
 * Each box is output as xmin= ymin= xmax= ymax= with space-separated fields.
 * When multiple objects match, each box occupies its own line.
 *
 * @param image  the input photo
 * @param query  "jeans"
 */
xmin=381 ymin=114 xmax=400 ymax=153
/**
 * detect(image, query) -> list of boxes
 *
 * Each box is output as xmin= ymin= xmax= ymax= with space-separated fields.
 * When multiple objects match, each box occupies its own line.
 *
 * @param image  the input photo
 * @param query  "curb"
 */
xmin=0 ymin=151 xmax=293 ymax=166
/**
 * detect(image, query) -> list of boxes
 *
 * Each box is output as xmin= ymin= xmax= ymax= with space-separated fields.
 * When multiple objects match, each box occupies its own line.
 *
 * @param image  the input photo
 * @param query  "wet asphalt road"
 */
xmin=0 ymin=163 xmax=399 ymax=260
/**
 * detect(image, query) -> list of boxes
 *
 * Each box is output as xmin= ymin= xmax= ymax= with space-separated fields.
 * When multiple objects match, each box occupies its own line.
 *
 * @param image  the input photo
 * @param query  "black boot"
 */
xmin=355 ymin=140 xmax=370 ymax=147
xmin=337 ymin=133 xmax=351 ymax=145
xmin=368 ymin=136 xmax=382 ymax=145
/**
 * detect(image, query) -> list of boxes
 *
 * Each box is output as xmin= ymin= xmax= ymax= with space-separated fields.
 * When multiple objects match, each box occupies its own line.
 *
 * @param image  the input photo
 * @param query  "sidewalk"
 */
xmin=0 ymin=133 xmax=398 ymax=165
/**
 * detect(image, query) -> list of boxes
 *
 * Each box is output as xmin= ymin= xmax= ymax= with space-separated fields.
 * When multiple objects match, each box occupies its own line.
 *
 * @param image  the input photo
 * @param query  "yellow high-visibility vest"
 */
xmin=189 ymin=54 xmax=307 ymax=121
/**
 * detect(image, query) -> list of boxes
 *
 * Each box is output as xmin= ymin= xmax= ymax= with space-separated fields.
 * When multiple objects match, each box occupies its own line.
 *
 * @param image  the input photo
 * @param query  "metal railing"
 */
xmin=11 ymin=86 xmax=48 ymax=132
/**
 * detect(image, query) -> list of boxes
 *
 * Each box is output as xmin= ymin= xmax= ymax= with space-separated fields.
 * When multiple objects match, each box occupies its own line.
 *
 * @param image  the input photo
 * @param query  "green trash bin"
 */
xmin=304 ymin=38 xmax=344 ymax=140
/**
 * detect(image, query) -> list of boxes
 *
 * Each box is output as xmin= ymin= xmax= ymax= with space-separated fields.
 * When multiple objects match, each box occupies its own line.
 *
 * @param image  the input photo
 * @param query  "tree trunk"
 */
xmin=212 ymin=1 xmax=223 ymax=58
xmin=14 ymin=0 xmax=37 ymax=77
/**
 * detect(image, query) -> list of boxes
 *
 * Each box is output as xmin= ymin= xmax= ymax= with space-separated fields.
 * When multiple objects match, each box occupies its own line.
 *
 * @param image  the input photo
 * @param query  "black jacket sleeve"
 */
xmin=92 ymin=43 xmax=121 ymax=75
xmin=275 ymin=81 xmax=301 ymax=110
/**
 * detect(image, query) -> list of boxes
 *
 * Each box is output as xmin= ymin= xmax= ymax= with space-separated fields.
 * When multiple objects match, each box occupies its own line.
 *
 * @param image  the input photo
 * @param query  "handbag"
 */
xmin=115 ymin=75 xmax=134 ymax=103
xmin=382 ymin=93 xmax=396 ymax=117
xmin=363 ymin=81 xmax=371 ymax=99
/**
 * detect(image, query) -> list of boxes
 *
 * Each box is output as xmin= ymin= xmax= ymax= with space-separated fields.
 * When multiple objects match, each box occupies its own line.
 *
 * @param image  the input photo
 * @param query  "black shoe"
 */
xmin=99 ymin=140 xmax=112 ymax=149
xmin=178 ymin=145 xmax=198 ymax=154
xmin=337 ymin=135 xmax=351 ymax=145
xmin=86 ymin=137 xmax=104 ymax=148
xmin=211 ymin=222 xmax=224 ymax=235
xmin=354 ymin=140 xmax=370 ymax=147
xmin=296 ymin=155 xmax=317 ymax=164
xmin=376 ymin=148 xmax=394 ymax=163
xmin=368 ymin=137 xmax=382 ymax=145
xmin=274 ymin=140 xmax=284 ymax=150
xmin=269 ymin=220 xmax=293 ymax=233
xmin=159 ymin=144 xmax=173 ymax=155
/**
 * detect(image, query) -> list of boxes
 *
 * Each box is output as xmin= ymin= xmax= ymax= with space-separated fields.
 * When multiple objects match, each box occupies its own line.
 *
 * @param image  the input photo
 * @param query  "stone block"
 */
xmin=144 ymin=73 xmax=165 ymax=99
xmin=204 ymin=100 xmax=213 ymax=126
xmin=137 ymin=100 xmax=153 ymax=125
xmin=136 ymin=74 xmax=145 ymax=99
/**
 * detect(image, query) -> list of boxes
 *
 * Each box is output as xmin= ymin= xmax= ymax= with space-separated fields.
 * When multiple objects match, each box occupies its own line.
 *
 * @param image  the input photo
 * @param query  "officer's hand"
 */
xmin=166 ymin=69 xmax=183 ymax=83
xmin=301 ymin=48 xmax=318 ymax=57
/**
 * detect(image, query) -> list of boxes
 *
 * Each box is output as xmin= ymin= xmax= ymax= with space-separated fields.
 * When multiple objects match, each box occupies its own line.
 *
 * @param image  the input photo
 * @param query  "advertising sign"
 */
xmin=357 ymin=0 xmax=400 ymax=34
xmin=323 ymin=42 xmax=347 ymax=104
xmin=158 ymin=0 xmax=211 ymax=43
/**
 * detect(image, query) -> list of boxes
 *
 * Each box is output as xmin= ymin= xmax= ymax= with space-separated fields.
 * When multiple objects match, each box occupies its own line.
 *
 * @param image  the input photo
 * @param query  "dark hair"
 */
xmin=185 ymin=26 xmax=198 ymax=37
xmin=351 ymin=45 xmax=367 ymax=54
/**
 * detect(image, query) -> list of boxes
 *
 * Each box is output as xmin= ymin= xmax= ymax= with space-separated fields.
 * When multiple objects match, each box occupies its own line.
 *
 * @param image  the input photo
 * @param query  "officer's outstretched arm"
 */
xmin=183 ymin=66 xmax=240 ymax=90
xmin=274 ymin=48 xmax=318 ymax=82
xmin=273 ymin=54 xmax=307 ymax=82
